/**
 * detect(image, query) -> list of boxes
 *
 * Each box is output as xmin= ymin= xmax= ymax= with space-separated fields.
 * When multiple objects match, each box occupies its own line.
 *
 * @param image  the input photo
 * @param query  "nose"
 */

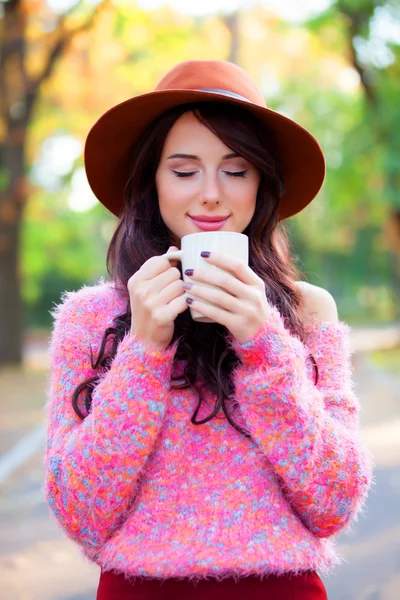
xmin=201 ymin=172 xmax=221 ymax=203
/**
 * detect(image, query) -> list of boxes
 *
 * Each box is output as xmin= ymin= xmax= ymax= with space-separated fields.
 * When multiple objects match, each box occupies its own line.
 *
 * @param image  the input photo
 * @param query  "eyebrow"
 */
xmin=166 ymin=152 xmax=240 ymax=160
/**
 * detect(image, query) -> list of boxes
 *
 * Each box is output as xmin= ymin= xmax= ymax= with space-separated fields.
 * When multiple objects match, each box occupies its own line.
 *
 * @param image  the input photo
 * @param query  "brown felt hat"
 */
xmin=84 ymin=59 xmax=325 ymax=221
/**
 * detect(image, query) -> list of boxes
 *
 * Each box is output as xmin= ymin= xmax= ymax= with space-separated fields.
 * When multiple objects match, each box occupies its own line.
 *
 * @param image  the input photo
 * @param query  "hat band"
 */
xmin=196 ymin=88 xmax=252 ymax=103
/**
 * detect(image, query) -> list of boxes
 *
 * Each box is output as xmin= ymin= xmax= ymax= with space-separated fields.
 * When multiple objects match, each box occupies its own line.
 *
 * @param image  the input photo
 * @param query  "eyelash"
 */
xmin=172 ymin=170 xmax=247 ymax=178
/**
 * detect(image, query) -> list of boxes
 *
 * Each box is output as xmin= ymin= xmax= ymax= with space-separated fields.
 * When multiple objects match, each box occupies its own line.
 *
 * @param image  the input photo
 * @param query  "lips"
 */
xmin=189 ymin=215 xmax=230 ymax=222
xmin=189 ymin=216 xmax=229 ymax=231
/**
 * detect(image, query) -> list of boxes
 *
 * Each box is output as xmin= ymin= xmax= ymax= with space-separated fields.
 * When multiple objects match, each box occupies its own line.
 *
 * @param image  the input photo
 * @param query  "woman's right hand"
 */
xmin=128 ymin=246 xmax=188 ymax=352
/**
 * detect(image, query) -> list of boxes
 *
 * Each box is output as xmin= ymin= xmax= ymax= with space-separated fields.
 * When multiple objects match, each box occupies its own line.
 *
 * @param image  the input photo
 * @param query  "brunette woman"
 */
xmin=44 ymin=59 xmax=373 ymax=599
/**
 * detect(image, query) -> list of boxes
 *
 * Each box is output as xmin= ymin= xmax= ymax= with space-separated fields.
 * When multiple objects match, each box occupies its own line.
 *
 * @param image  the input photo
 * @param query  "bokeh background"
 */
xmin=1 ymin=1 xmax=400 ymax=599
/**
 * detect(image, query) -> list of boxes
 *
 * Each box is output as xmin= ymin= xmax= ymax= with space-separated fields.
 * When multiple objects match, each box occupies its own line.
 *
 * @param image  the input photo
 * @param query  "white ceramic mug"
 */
xmin=163 ymin=231 xmax=249 ymax=323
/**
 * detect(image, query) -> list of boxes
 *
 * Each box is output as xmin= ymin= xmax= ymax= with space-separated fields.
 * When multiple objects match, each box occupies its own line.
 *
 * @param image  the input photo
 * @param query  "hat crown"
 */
xmin=155 ymin=59 xmax=267 ymax=108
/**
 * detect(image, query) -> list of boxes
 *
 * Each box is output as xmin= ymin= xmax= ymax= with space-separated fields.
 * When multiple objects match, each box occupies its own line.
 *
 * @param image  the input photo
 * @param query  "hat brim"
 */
xmin=84 ymin=89 xmax=325 ymax=221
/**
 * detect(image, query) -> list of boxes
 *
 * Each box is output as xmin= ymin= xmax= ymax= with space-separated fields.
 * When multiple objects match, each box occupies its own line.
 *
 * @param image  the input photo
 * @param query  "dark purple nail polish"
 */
xmin=200 ymin=251 xmax=210 ymax=258
xmin=185 ymin=269 xmax=194 ymax=276
xmin=186 ymin=297 xmax=193 ymax=305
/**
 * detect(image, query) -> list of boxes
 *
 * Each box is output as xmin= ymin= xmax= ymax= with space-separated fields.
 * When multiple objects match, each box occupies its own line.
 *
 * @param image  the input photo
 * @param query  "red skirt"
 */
xmin=96 ymin=569 xmax=328 ymax=599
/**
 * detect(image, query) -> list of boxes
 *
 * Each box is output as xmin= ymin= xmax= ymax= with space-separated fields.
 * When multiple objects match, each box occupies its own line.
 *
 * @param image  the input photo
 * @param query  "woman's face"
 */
xmin=155 ymin=111 xmax=261 ymax=248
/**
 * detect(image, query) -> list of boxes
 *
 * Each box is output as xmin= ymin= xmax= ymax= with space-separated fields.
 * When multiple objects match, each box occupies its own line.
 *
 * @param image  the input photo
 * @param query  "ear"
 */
xmin=295 ymin=281 xmax=339 ymax=326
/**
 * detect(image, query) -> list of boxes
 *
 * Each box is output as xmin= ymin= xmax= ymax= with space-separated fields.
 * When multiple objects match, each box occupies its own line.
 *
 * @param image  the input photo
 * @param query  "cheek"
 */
xmin=156 ymin=171 xmax=174 ymax=203
xmin=229 ymin=179 xmax=258 ymax=206
xmin=157 ymin=175 xmax=190 ymax=212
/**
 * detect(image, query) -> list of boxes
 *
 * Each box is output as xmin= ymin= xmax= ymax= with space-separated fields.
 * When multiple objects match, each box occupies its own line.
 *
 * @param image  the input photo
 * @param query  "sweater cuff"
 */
xmin=227 ymin=302 xmax=305 ymax=369
xmin=111 ymin=333 xmax=180 ymax=383
xmin=228 ymin=306 xmax=352 ymax=390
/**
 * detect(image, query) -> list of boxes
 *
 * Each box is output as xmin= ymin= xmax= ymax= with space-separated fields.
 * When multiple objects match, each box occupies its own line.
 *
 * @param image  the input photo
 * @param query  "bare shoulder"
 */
xmin=295 ymin=281 xmax=339 ymax=325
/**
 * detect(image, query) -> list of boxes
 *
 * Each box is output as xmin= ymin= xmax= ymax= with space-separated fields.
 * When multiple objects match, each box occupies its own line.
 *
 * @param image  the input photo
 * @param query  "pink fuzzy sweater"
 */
xmin=44 ymin=278 xmax=373 ymax=581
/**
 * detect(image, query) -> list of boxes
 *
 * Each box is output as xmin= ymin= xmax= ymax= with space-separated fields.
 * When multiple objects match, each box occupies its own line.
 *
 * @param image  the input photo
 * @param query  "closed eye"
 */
xmin=172 ymin=170 xmax=197 ymax=177
xmin=172 ymin=170 xmax=247 ymax=178
xmin=223 ymin=170 xmax=247 ymax=177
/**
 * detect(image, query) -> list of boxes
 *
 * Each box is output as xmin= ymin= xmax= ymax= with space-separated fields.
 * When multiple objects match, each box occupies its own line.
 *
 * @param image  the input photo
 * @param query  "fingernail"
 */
xmin=186 ymin=297 xmax=193 ymax=305
xmin=184 ymin=269 xmax=194 ymax=276
xmin=200 ymin=251 xmax=210 ymax=258
xmin=183 ymin=282 xmax=192 ymax=290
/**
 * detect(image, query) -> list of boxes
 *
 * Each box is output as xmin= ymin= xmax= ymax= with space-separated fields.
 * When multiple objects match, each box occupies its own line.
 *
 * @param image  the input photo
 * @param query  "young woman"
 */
xmin=44 ymin=59 xmax=374 ymax=599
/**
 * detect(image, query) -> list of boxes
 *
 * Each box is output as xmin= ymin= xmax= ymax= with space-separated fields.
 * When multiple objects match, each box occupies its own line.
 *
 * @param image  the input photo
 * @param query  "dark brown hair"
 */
xmin=72 ymin=102 xmax=318 ymax=439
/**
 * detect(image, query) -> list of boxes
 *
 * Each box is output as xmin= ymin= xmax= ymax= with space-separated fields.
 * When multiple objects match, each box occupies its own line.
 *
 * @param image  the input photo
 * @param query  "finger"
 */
xmin=199 ymin=251 xmax=259 ymax=286
xmin=141 ymin=248 xmax=179 ymax=279
xmin=186 ymin=295 xmax=235 ymax=329
xmin=186 ymin=266 xmax=244 ymax=299
xmin=186 ymin=282 xmax=239 ymax=313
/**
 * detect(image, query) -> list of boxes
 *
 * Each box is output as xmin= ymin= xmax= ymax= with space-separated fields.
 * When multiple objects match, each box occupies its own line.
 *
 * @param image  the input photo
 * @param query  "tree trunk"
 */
xmin=0 ymin=205 xmax=24 ymax=365
xmin=0 ymin=0 xmax=27 ymax=365
xmin=0 ymin=0 xmax=109 ymax=366
xmin=0 ymin=118 xmax=27 ymax=367
xmin=224 ymin=12 xmax=240 ymax=65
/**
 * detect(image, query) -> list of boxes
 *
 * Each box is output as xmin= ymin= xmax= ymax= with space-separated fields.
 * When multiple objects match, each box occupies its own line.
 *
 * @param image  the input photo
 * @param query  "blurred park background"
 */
xmin=1 ymin=0 xmax=400 ymax=599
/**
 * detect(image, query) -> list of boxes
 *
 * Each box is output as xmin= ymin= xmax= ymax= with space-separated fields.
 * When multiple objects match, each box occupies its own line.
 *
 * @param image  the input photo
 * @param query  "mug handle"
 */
xmin=163 ymin=250 xmax=183 ymax=261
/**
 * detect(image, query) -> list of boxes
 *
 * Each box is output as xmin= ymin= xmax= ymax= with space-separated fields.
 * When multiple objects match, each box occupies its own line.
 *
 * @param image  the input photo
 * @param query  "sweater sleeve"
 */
xmin=227 ymin=303 xmax=374 ymax=539
xmin=44 ymin=288 xmax=179 ymax=554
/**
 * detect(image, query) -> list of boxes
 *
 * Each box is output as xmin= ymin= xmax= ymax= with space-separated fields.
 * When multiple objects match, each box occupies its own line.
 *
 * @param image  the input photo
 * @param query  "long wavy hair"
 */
xmin=72 ymin=101 xmax=318 ymax=440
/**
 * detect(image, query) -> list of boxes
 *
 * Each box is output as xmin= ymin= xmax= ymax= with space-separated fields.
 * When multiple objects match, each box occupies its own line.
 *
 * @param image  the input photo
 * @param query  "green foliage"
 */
xmin=21 ymin=189 xmax=112 ymax=327
xmin=299 ymin=0 xmax=400 ymax=320
xmin=0 ymin=166 xmax=9 ymax=192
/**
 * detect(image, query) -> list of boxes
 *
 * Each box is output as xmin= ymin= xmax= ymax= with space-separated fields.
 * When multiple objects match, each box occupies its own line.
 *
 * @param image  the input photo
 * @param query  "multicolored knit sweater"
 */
xmin=44 ymin=278 xmax=373 ymax=581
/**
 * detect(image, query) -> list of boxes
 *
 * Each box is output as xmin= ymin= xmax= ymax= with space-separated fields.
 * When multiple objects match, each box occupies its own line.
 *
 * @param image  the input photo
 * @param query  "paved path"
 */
xmin=0 ymin=338 xmax=399 ymax=599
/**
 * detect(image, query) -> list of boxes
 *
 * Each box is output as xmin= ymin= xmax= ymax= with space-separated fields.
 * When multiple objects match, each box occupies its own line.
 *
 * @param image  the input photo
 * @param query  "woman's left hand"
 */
xmin=183 ymin=251 xmax=273 ymax=345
